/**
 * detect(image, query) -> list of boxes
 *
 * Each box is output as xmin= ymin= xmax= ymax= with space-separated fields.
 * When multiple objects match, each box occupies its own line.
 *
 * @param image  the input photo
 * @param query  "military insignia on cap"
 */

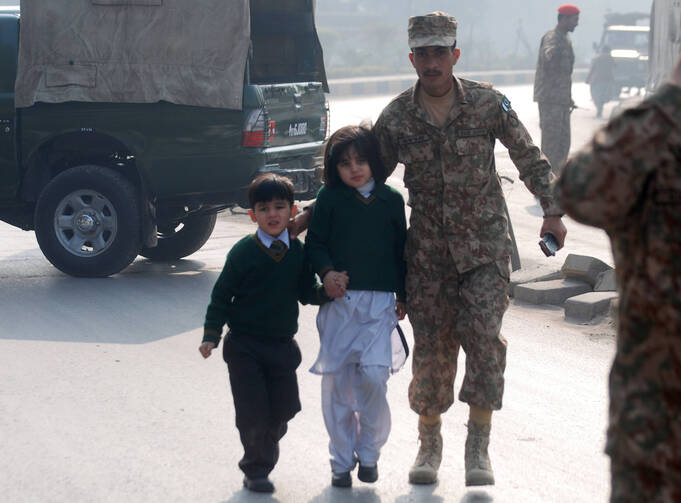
xmin=501 ymin=96 xmax=512 ymax=113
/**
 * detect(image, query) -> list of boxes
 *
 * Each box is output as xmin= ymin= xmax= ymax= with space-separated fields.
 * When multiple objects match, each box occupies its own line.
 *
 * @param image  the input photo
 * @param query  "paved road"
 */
xmin=0 ymin=83 xmax=620 ymax=502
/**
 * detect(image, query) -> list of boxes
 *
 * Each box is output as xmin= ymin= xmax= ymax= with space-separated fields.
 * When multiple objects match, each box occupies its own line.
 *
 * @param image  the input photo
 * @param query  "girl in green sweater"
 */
xmin=306 ymin=125 xmax=407 ymax=487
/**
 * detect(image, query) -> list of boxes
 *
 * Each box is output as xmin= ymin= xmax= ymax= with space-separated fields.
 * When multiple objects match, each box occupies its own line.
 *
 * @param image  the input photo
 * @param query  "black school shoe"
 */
xmin=331 ymin=471 xmax=352 ymax=487
xmin=357 ymin=464 xmax=378 ymax=483
xmin=243 ymin=476 xmax=275 ymax=493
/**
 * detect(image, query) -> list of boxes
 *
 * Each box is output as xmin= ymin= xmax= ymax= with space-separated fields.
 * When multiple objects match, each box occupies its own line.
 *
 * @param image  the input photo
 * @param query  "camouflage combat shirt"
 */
xmin=373 ymin=77 xmax=562 ymax=273
xmin=555 ymin=83 xmax=681 ymax=468
xmin=534 ymin=28 xmax=575 ymax=105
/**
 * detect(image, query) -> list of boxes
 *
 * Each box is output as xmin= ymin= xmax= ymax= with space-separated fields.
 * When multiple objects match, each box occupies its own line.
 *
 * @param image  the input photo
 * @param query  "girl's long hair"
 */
xmin=322 ymin=125 xmax=387 ymax=187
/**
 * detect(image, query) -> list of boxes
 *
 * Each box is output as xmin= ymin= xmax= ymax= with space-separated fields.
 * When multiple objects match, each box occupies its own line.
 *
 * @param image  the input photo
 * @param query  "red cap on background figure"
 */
xmin=558 ymin=4 xmax=580 ymax=15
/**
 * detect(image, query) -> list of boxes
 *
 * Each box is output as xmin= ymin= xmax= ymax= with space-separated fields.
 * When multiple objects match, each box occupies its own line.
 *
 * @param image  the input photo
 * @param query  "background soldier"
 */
xmin=586 ymin=45 xmax=616 ymax=118
xmin=372 ymin=12 xmax=567 ymax=487
xmin=555 ymin=53 xmax=681 ymax=503
xmin=534 ymin=4 xmax=580 ymax=174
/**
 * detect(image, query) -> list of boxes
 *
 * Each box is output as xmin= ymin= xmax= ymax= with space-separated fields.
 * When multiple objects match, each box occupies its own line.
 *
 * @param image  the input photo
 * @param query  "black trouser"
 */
xmin=223 ymin=332 xmax=302 ymax=479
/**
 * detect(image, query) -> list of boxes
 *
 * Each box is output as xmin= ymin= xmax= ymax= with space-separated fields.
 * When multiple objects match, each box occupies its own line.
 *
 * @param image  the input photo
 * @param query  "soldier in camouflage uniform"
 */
xmin=534 ymin=4 xmax=580 ymax=174
xmin=372 ymin=12 xmax=567 ymax=487
xmin=555 ymin=54 xmax=681 ymax=503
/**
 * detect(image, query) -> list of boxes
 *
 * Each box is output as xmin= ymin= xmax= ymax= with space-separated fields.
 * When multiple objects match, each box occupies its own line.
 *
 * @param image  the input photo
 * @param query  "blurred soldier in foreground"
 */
xmin=534 ymin=4 xmax=580 ymax=174
xmin=586 ymin=45 xmax=616 ymax=118
xmin=373 ymin=12 xmax=566 ymax=486
xmin=555 ymin=53 xmax=681 ymax=503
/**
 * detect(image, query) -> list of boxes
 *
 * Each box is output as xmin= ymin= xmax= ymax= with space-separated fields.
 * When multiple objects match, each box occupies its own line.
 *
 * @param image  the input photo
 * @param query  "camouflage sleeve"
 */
xmin=541 ymin=31 xmax=560 ymax=62
xmin=373 ymin=111 xmax=400 ymax=178
xmin=555 ymin=84 xmax=681 ymax=230
xmin=493 ymin=92 xmax=563 ymax=217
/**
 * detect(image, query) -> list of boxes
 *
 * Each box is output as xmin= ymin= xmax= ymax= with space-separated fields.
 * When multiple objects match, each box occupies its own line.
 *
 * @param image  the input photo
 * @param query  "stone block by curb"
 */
xmin=561 ymin=254 xmax=612 ymax=287
xmin=510 ymin=268 xmax=564 ymax=298
xmin=595 ymin=269 xmax=617 ymax=292
xmin=564 ymin=291 xmax=619 ymax=321
xmin=514 ymin=278 xmax=592 ymax=306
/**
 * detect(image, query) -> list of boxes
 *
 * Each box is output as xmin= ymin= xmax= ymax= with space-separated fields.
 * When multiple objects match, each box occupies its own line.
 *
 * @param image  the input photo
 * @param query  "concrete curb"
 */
xmin=565 ymin=291 xmax=619 ymax=321
xmin=512 ymin=253 xmax=618 ymax=323
xmin=328 ymin=68 xmax=588 ymax=97
xmin=514 ymin=278 xmax=592 ymax=306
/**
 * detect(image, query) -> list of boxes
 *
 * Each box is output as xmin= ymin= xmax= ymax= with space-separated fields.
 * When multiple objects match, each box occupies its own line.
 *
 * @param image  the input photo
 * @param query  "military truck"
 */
xmin=593 ymin=12 xmax=650 ymax=95
xmin=0 ymin=0 xmax=329 ymax=277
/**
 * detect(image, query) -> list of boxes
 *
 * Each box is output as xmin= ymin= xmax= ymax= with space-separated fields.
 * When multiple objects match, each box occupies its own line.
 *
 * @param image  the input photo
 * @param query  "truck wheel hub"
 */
xmin=52 ymin=189 xmax=118 ymax=258
xmin=75 ymin=212 xmax=98 ymax=233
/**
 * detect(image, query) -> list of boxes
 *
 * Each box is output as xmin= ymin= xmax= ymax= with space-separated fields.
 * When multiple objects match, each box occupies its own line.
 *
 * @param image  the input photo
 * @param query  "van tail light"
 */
xmin=242 ymin=109 xmax=275 ymax=147
xmin=320 ymin=106 xmax=330 ymax=138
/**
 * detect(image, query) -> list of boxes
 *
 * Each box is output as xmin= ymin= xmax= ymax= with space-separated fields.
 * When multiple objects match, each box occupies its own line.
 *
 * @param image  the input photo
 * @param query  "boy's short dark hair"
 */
xmin=248 ymin=173 xmax=295 ymax=209
xmin=322 ymin=125 xmax=387 ymax=188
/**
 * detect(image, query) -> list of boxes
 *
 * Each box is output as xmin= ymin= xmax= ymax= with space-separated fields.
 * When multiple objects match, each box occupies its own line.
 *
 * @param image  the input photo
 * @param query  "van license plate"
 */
xmin=288 ymin=122 xmax=308 ymax=137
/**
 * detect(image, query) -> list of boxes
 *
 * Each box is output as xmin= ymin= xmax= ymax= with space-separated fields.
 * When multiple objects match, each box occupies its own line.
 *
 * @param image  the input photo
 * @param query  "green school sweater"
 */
xmin=305 ymin=183 xmax=407 ymax=301
xmin=203 ymin=234 xmax=327 ymax=344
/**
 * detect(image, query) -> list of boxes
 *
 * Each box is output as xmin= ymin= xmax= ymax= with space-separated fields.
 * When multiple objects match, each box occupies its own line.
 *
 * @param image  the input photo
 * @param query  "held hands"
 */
xmin=323 ymin=270 xmax=349 ymax=298
xmin=396 ymin=301 xmax=407 ymax=320
xmin=199 ymin=341 xmax=216 ymax=359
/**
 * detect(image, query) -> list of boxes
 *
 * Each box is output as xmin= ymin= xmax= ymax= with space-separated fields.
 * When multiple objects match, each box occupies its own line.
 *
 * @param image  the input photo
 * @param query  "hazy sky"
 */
xmin=0 ymin=0 xmax=654 ymax=67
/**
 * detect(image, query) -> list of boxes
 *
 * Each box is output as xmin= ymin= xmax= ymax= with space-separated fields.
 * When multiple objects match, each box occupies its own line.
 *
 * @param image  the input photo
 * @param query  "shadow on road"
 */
xmin=394 ymin=483 xmax=445 ymax=503
xmin=222 ymin=488 xmax=282 ymax=503
xmin=308 ymin=486 xmax=380 ymax=503
xmin=0 ymin=257 xmax=219 ymax=344
xmin=460 ymin=489 xmax=493 ymax=502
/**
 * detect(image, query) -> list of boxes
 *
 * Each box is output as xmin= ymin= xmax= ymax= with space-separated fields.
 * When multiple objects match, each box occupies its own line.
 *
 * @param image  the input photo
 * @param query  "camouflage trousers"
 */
xmin=607 ymin=382 xmax=681 ymax=502
xmin=610 ymin=455 xmax=681 ymax=502
xmin=406 ymin=236 xmax=510 ymax=416
xmin=538 ymin=102 xmax=571 ymax=175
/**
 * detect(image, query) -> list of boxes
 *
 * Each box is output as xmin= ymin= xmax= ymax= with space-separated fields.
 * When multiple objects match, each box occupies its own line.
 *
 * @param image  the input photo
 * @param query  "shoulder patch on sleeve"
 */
xmin=501 ymin=95 xmax=512 ymax=113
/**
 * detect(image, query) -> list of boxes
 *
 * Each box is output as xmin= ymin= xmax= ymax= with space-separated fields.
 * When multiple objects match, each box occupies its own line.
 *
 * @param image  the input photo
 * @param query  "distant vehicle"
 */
xmin=598 ymin=25 xmax=649 ymax=93
xmin=593 ymin=13 xmax=650 ymax=95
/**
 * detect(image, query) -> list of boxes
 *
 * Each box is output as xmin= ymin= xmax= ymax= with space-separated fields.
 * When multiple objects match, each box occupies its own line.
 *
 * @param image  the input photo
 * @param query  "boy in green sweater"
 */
xmin=199 ymin=174 xmax=341 ymax=493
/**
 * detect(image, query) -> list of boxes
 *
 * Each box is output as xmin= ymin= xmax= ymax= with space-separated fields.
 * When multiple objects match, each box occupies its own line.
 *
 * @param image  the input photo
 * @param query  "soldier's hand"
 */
xmin=288 ymin=207 xmax=311 ymax=239
xmin=540 ymin=216 xmax=567 ymax=250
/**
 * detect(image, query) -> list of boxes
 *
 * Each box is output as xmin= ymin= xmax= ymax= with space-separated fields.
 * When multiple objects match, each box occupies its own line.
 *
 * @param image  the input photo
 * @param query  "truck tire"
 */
xmin=34 ymin=165 xmax=141 ymax=277
xmin=139 ymin=213 xmax=217 ymax=261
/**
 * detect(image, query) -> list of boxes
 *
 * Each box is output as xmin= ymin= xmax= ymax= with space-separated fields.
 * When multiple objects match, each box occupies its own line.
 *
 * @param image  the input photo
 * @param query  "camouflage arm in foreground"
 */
xmin=555 ymin=83 xmax=681 ymax=231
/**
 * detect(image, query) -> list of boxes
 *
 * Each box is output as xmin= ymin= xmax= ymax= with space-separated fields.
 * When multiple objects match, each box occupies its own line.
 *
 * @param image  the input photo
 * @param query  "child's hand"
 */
xmin=323 ymin=270 xmax=349 ymax=298
xmin=199 ymin=342 xmax=216 ymax=359
xmin=396 ymin=301 xmax=407 ymax=320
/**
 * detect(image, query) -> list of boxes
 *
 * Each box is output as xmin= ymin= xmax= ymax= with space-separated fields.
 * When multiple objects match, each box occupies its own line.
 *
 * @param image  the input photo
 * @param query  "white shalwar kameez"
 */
xmin=310 ymin=179 xmax=400 ymax=474
xmin=311 ymin=290 xmax=397 ymax=474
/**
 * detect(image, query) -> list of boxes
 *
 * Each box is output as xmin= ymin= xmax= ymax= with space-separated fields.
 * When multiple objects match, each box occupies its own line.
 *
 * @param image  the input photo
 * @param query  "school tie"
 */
xmin=269 ymin=239 xmax=287 ymax=260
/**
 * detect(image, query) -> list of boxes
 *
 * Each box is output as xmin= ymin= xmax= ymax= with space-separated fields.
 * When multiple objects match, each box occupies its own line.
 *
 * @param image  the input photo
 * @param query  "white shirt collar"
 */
xmin=257 ymin=228 xmax=290 ymax=249
xmin=357 ymin=178 xmax=376 ymax=198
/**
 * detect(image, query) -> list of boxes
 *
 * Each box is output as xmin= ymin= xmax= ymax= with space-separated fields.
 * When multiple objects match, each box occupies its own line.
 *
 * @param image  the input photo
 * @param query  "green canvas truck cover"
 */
xmin=14 ymin=0 xmax=250 ymax=110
